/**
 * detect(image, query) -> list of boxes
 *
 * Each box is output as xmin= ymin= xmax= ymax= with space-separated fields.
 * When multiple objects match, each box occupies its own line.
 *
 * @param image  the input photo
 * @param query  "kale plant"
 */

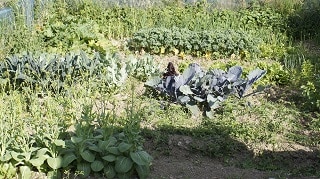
xmin=128 ymin=27 xmax=261 ymax=57
xmin=0 ymin=51 xmax=160 ymax=93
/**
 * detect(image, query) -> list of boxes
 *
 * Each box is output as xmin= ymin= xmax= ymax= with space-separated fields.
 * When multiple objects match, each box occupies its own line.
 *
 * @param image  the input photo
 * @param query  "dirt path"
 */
xmin=146 ymin=135 xmax=319 ymax=179
xmin=149 ymin=151 xmax=274 ymax=179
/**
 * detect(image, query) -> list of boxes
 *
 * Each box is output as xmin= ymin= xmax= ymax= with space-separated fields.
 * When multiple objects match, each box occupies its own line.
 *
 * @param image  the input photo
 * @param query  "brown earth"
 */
xmin=146 ymin=134 xmax=319 ymax=179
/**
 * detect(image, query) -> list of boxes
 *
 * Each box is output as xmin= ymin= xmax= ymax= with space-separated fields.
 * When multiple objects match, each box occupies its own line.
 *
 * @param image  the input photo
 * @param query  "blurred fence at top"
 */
xmin=0 ymin=0 xmax=248 ymax=28
xmin=95 ymin=0 xmax=247 ymax=8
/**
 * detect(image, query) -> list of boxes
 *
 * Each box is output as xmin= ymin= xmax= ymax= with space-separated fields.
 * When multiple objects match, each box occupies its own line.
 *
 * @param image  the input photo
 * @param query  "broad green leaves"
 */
xmin=47 ymin=156 xmax=62 ymax=170
xmin=29 ymin=157 xmax=47 ymax=167
xmin=102 ymin=155 xmax=116 ymax=162
xmin=104 ymin=165 xmax=116 ymax=178
xmin=2 ymin=134 xmax=152 ymax=179
xmin=115 ymin=156 xmax=133 ymax=173
xmin=130 ymin=151 xmax=153 ymax=166
xmin=60 ymin=133 xmax=152 ymax=178
xmin=62 ymin=153 xmax=77 ymax=167
xmin=71 ymin=136 xmax=83 ymax=144
xmin=135 ymin=164 xmax=150 ymax=179
xmin=91 ymin=160 xmax=104 ymax=172
xmin=18 ymin=166 xmax=31 ymax=179
xmin=118 ymin=142 xmax=132 ymax=153
xmin=80 ymin=150 xmax=95 ymax=163
xmin=77 ymin=163 xmax=91 ymax=178
xmin=53 ymin=139 xmax=65 ymax=147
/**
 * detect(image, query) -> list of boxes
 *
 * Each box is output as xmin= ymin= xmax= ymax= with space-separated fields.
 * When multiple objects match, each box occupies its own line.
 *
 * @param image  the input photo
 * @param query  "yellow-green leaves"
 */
xmin=47 ymin=156 xmax=62 ymax=170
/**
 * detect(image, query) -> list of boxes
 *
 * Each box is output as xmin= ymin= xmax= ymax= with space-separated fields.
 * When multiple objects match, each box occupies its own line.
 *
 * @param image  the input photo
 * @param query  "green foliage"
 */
xmin=0 ymin=88 xmax=153 ymax=178
xmin=287 ymin=0 xmax=320 ymax=41
xmin=1 ymin=0 xmax=320 ymax=177
xmin=208 ymin=60 xmax=291 ymax=86
xmin=57 ymin=104 xmax=153 ymax=179
xmin=256 ymin=61 xmax=291 ymax=85
xmin=0 ymin=25 xmax=44 ymax=59
xmin=128 ymin=27 xmax=261 ymax=58
xmin=38 ymin=16 xmax=113 ymax=55
xmin=1 ymin=0 xmax=289 ymax=59
xmin=238 ymin=6 xmax=286 ymax=32
xmin=50 ymin=0 xmax=285 ymax=36
xmin=126 ymin=54 xmax=160 ymax=81
xmin=61 ymin=133 xmax=152 ymax=178
xmin=0 ymin=51 xmax=159 ymax=93
xmin=261 ymin=0 xmax=303 ymax=15
xmin=299 ymin=60 xmax=320 ymax=111
xmin=0 ymin=162 xmax=16 ymax=178
xmin=259 ymin=43 xmax=288 ymax=59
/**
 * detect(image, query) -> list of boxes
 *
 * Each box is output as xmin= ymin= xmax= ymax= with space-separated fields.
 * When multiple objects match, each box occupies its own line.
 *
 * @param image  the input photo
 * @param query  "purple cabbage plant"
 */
xmin=145 ymin=62 xmax=266 ymax=118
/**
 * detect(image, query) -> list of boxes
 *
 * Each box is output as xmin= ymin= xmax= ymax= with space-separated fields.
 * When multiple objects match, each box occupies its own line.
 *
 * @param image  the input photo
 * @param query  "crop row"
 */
xmin=0 ymin=51 xmax=159 ymax=93
xmin=128 ymin=27 xmax=261 ymax=57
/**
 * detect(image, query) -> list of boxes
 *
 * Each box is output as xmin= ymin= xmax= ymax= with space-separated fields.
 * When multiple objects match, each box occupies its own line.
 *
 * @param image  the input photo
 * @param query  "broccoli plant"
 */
xmin=145 ymin=62 xmax=266 ymax=117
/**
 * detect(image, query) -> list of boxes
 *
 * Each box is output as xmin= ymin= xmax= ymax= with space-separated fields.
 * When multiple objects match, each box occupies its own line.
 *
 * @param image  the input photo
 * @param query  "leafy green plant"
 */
xmin=0 ymin=87 xmax=153 ymax=178
xmin=256 ymin=61 xmax=291 ymax=85
xmin=56 ymin=103 xmax=153 ymax=179
xmin=0 ymin=162 xmax=16 ymax=178
xmin=128 ymin=27 xmax=261 ymax=58
xmin=1 ymin=0 xmax=290 ymax=60
xmin=299 ymin=60 xmax=320 ymax=111
xmin=0 ymin=52 xmax=101 ymax=91
xmin=287 ymin=0 xmax=320 ymax=41
xmin=61 ymin=132 xmax=152 ymax=178
xmin=0 ymin=136 xmax=65 ymax=178
xmin=36 ymin=1 xmax=114 ymax=55
xmin=0 ymin=51 xmax=159 ymax=93
xmin=126 ymin=54 xmax=160 ymax=81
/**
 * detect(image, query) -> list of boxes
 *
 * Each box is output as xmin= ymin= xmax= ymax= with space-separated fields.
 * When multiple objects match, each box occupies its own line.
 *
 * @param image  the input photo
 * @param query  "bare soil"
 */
xmin=145 ymin=134 xmax=319 ymax=179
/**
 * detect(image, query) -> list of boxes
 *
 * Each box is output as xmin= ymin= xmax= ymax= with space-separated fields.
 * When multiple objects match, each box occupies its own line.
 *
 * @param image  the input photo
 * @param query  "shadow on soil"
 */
xmin=142 ymin=118 xmax=320 ymax=178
